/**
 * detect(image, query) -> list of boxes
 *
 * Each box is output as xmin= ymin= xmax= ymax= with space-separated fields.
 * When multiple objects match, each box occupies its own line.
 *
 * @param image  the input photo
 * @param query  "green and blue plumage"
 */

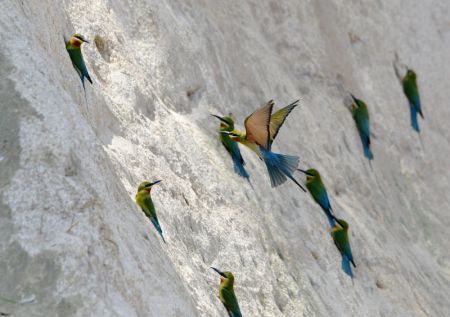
xmin=212 ymin=115 xmax=249 ymax=179
xmin=222 ymin=100 xmax=305 ymax=191
xmin=351 ymin=95 xmax=373 ymax=160
xmin=65 ymin=34 xmax=92 ymax=95
xmin=135 ymin=180 xmax=165 ymax=243
xmin=211 ymin=268 xmax=242 ymax=317
xmin=331 ymin=219 xmax=355 ymax=278
xmin=402 ymin=69 xmax=423 ymax=132
xmin=299 ymin=169 xmax=336 ymax=227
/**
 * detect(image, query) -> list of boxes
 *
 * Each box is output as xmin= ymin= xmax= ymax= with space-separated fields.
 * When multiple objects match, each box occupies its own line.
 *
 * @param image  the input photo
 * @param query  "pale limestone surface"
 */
xmin=1 ymin=0 xmax=450 ymax=316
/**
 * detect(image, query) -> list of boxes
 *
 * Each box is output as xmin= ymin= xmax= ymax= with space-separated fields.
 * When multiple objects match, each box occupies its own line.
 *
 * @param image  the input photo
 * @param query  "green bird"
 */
xmin=222 ymin=99 xmax=306 ymax=191
xmin=135 ymin=180 xmax=165 ymax=243
xmin=331 ymin=218 xmax=356 ymax=278
xmin=350 ymin=94 xmax=373 ymax=160
xmin=65 ymin=33 xmax=92 ymax=95
xmin=211 ymin=115 xmax=249 ymax=179
xmin=211 ymin=267 xmax=242 ymax=317
xmin=402 ymin=69 xmax=423 ymax=132
xmin=298 ymin=169 xmax=337 ymax=227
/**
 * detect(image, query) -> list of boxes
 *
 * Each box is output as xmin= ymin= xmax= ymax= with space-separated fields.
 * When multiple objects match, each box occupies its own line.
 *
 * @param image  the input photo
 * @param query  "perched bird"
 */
xmin=350 ymin=94 xmax=373 ymax=160
xmin=65 ymin=33 xmax=92 ymax=95
xmin=298 ymin=169 xmax=336 ymax=227
xmin=331 ymin=218 xmax=356 ymax=278
xmin=223 ymin=100 xmax=305 ymax=191
xmin=211 ymin=267 xmax=242 ymax=317
xmin=402 ymin=69 xmax=423 ymax=132
xmin=135 ymin=180 xmax=165 ymax=243
xmin=211 ymin=115 xmax=249 ymax=179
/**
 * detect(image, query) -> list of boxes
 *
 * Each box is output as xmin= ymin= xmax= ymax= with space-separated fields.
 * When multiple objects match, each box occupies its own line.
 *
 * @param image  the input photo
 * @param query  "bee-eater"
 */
xmin=298 ymin=169 xmax=336 ymax=227
xmin=350 ymin=94 xmax=373 ymax=160
xmin=211 ymin=115 xmax=249 ymax=179
xmin=402 ymin=69 xmax=423 ymax=132
xmin=222 ymin=100 xmax=305 ymax=191
xmin=331 ymin=218 xmax=356 ymax=278
xmin=65 ymin=33 xmax=92 ymax=95
xmin=135 ymin=180 xmax=165 ymax=243
xmin=211 ymin=267 xmax=242 ymax=317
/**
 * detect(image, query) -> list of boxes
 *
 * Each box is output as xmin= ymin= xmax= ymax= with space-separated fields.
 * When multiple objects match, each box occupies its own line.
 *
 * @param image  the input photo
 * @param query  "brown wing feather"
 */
xmin=244 ymin=100 xmax=274 ymax=149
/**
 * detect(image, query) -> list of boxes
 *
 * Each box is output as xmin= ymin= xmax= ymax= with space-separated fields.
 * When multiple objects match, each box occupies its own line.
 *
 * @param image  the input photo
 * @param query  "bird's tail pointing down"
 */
xmin=151 ymin=218 xmax=166 ymax=243
xmin=260 ymin=147 xmax=305 ymax=191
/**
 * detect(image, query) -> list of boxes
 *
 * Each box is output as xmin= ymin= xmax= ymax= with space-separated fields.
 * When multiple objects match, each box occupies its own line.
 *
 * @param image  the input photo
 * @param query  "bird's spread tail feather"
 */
xmin=260 ymin=147 xmax=305 ymax=191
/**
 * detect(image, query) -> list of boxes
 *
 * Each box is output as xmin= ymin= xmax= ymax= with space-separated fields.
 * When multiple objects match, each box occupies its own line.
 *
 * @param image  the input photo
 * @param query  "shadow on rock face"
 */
xmin=0 ymin=51 xmax=73 ymax=317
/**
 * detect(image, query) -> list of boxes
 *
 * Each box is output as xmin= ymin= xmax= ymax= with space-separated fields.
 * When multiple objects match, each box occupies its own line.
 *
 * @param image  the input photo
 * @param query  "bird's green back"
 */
xmin=219 ymin=281 xmax=241 ymax=316
xmin=402 ymin=70 xmax=418 ymax=99
xmin=305 ymin=170 xmax=325 ymax=201
xmin=331 ymin=226 xmax=351 ymax=258
xmin=352 ymin=101 xmax=369 ymax=133
xmin=67 ymin=48 xmax=84 ymax=72
xmin=219 ymin=116 xmax=236 ymax=154
xmin=135 ymin=190 xmax=156 ymax=219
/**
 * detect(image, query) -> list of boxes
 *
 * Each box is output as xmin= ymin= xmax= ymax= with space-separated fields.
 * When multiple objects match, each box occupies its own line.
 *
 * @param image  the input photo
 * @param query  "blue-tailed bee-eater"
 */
xmin=211 ymin=115 xmax=249 ymax=179
xmin=211 ymin=267 xmax=242 ymax=317
xmin=220 ymin=100 xmax=305 ymax=191
xmin=65 ymin=33 xmax=92 ymax=95
xmin=135 ymin=180 xmax=165 ymax=243
xmin=298 ymin=168 xmax=337 ymax=227
xmin=350 ymin=94 xmax=373 ymax=160
xmin=402 ymin=69 xmax=423 ymax=132
xmin=331 ymin=218 xmax=356 ymax=278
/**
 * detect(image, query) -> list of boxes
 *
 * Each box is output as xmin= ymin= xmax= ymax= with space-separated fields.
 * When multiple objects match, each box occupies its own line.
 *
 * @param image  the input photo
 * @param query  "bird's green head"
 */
xmin=137 ymin=180 xmax=162 ymax=192
xmin=350 ymin=94 xmax=359 ymax=111
xmin=350 ymin=93 xmax=367 ymax=111
xmin=335 ymin=218 xmax=349 ymax=230
xmin=69 ymin=33 xmax=89 ymax=47
xmin=211 ymin=267 xmax=235 ymax=284
xmin=406 ymin=69 xmax=416 ymax=79
xmin=211 ymin=114 xmax=235 ymax=130
xmin=298 ymin=168 xmax=320 ymax=182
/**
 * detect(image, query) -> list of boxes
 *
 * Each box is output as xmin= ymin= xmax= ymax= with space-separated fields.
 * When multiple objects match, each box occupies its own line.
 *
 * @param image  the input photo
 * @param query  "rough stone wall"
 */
xmin=1 ymin=0 xmax=450 ymax=316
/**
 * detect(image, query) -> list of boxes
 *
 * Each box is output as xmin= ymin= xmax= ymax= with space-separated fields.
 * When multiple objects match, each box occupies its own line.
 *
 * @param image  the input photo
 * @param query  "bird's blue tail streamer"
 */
xmin=410 ymin=105 xmax=420 ymax=132
xmin=151 ymin=218 xmax=166 ymax=243
xmin=341 ymin=255 xmax=353 ymax=279
xmin=260 ymin=147 xmax=304 ymax=190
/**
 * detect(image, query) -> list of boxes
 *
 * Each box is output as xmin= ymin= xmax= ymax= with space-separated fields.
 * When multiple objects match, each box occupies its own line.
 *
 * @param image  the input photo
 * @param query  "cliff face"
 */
xmin=1 ymin=0 xmax=450 ymax=316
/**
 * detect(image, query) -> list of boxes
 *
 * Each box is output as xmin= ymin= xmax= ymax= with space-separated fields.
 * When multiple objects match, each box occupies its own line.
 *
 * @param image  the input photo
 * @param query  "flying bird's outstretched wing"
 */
xmin=244 ymin=100 xmax=274 ymax=150
xmin=270 ymin=99 xmax=299 ymax=145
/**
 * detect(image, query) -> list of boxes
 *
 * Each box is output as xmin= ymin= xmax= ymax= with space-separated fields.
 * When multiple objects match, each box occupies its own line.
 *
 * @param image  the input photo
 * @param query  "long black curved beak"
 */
xmin=335 ymin=218 xmax=345 ymax=228
xmin=297 ymin=169 xmax=314 ymax=176
xmin=350 ymin=93 xmax=358 ymax=104
xmin=211 ymin=267 xmax=227 ymax=278
xmin=210 ymin=114 xmax=229 ymax=125
xmin=149 ymin=180 xmax=162 ymax=186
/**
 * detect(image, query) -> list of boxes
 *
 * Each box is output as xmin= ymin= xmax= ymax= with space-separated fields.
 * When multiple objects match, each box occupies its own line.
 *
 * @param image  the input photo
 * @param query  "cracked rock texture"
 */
xmin=1 ymin=0 xmax=450 ymax=316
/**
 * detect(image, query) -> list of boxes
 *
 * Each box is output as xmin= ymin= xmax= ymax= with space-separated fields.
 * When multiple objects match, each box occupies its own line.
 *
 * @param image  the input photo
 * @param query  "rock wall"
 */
xmin=1 ymin=0 xmax=450 ymax=316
